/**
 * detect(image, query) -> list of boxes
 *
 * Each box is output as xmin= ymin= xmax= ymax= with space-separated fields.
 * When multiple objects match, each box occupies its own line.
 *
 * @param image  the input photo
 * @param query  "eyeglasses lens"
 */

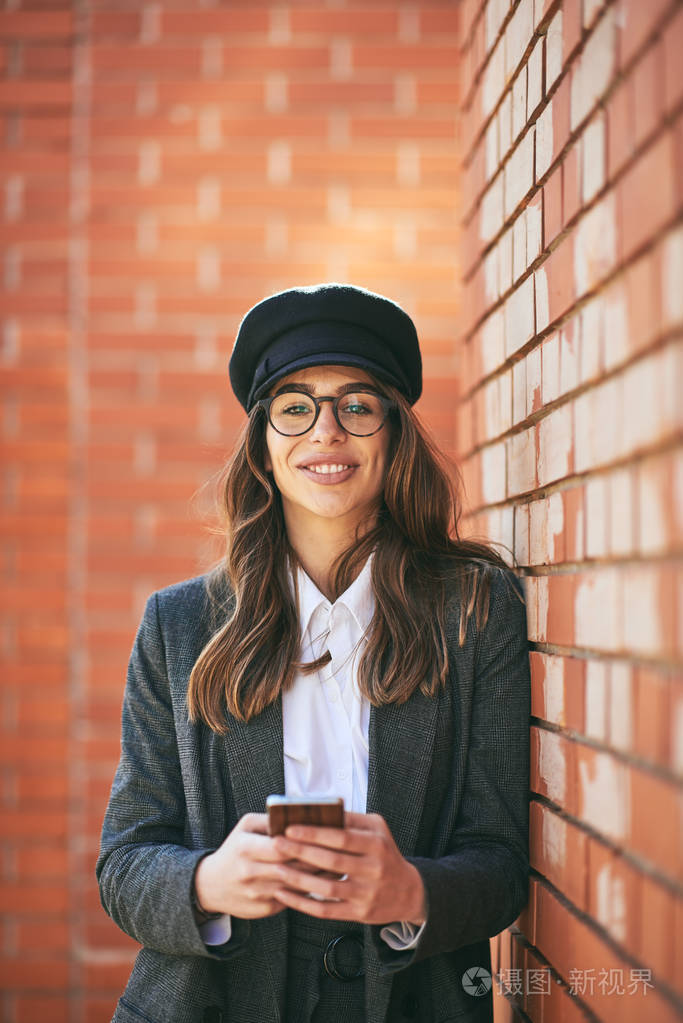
xmin=270 ymin=392 xmax=385 ymax=436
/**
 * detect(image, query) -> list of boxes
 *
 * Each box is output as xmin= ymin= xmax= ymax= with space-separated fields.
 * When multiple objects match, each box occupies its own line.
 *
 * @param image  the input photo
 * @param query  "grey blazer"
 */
xmin=96 ymin=565 xmax=530 ymax=1023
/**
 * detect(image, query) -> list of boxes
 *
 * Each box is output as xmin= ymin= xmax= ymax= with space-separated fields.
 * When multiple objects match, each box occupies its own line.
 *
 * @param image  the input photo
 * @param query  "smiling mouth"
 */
xmin=301 ymin=463 xmax=354 ymax=475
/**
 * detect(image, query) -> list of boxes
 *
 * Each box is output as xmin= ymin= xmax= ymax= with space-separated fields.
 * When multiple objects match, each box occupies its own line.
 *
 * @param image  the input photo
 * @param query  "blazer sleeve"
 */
xmin=371 ymin=568 xmax=531 ymax=970
xmin=95 ymin=591 xmax=249 ymax=960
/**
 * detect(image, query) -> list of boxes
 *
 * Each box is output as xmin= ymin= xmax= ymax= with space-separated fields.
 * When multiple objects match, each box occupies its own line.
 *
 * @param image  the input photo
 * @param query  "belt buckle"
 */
xmin=323 ymin=934 xmax=364 ymax=981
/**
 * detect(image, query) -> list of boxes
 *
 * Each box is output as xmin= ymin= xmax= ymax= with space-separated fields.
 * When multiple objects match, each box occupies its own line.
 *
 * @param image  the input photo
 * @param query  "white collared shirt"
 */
xmin=200 ymin=556 xmax=424 ymax=950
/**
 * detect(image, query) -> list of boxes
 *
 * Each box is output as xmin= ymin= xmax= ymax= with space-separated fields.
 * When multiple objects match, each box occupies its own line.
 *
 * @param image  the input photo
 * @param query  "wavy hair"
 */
xmin=187 ymin=380 xmax=510 ymax=730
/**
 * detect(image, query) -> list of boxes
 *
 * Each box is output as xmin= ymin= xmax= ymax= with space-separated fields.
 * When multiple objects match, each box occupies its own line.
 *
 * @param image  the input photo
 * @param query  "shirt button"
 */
xmin=336 ymin=770 xmax=347 ymax=781
xmin=328 ymin=692 xmax=338 ymax=703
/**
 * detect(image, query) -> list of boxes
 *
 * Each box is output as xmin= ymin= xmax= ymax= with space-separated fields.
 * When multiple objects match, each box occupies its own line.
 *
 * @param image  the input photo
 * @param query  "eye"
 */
xmin=339 ymin=394 xmax=378 ymax=416
xmin=280 ymin=401 xmax=312 ymax=417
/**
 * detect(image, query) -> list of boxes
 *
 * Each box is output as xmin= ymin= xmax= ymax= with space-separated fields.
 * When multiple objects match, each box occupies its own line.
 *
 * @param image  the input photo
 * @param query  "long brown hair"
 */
xmin=187 ymin=381 xmax=511 ymax=731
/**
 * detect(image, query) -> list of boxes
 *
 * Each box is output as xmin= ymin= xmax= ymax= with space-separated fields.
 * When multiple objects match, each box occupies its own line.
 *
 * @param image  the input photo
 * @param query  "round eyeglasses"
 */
xmin=254 ymin=390 xmax=396 ymax=437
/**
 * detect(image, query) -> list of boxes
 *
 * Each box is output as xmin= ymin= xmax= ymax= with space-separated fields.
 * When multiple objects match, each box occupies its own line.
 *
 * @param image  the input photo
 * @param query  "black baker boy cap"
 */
xmin=229 ymin=283 xmax=422 ymax=412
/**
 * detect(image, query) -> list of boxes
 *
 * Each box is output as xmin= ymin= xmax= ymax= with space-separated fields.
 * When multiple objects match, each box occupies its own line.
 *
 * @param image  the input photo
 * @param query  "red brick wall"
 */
xmin=458 ymin=1 xmax=682 ymax=1021
xmin=1 ymin=3 xmax=461 ymax=1020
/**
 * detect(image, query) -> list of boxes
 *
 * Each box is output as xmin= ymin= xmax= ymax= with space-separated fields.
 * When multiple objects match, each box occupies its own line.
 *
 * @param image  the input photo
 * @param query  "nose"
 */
xmin=309 ymin=398 xmax=345 ymax=443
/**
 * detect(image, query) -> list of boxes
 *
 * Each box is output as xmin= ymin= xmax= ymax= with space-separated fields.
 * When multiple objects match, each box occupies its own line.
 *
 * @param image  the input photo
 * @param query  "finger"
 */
xmin=274 ymin=838 xmax=358 ymax=876
xmin=237 ymin=812 xmax=270 ymax=834
xmin=274 ymin=886 xmax=353 ymax=921
xmin=281 ymin=826 xmax=378 ymax=857
xmin=276 ymin=863 xmax=355 ymax=902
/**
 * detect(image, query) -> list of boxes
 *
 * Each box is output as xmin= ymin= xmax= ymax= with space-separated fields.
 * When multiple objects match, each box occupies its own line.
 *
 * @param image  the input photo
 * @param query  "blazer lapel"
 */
xmin=224 ymin=697 xmax=288 ymax=1020
xmin=364 ymin=687 xmax=440 ymax=1023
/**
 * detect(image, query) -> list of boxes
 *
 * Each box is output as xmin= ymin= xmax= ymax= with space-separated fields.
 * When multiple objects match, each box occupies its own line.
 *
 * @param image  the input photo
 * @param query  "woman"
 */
xmin=97 ymin=283 xmax=530 ymax=1023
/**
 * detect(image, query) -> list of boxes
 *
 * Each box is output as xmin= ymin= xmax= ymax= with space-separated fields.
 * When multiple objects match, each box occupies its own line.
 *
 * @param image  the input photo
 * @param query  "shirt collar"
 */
xmin=293 ymin=553 xmax=375 ymax=638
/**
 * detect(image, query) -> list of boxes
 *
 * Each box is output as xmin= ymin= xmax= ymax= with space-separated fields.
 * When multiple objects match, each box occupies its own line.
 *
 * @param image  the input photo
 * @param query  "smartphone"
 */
xmin=266 ymin=795 xmax=344 ymax=836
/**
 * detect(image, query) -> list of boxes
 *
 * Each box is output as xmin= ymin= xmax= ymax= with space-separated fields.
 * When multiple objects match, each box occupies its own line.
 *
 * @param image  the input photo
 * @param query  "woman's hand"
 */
xmin=194 ymin=812 xmax=291 ymax=920
xmin=270 ymin=811 xmax=427 ymax=926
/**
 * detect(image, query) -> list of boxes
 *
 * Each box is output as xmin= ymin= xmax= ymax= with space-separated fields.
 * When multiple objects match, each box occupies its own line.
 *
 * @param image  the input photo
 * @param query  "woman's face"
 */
xmin=263 ymin=365 xmax=392 ymax=535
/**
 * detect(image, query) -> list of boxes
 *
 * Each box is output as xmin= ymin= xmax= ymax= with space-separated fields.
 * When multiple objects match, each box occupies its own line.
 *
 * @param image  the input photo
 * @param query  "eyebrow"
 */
xmin=272 ymin=381 xmax=374 ymax=397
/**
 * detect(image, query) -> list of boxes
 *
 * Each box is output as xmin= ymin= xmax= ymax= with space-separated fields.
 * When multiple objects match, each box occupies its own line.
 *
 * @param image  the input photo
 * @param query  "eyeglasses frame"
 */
xmin=253 ymin=388 xmax=397 ymax=437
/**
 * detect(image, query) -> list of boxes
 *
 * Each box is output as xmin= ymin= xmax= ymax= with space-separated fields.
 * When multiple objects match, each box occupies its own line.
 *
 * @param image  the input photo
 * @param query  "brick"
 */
xmin=663 ymin=5 xmax=683 ymax=114
xmin=619 ymin=126 xmax=678 ymax=260
xmin=527 ymin=38 xmax=543 ymax=118
xmin=629 ymin=765 xmax=680 ymax=878
xmin=531 ymin=725 xmax=572 ymax=806
xmin=483 ymin=37 xmax=505 ymax=118
xmin=609 ymin=467 xmax=635 ymax=556
xmin=574 ymin=193 xmax=617 ymax=297
xmin=507 ymin=426 xmax=537 ymax=495
xmin=633 ymin=42 xmax=665 ymax=151
xmin=606 ymin=76 xmax=635 ymax=180
xmin=512 ymin=66 xmax=527 ymax=141
xmin=545 ymin=10 xmax=563 ymax=91
xmin=504 ymin=274 xmax=535 ymax=356
xmin=543 ymin=235 xmax=573 ymax=323
xmin=538 ymin=403 xmax=573 ymax=485
xmin=586 ymin=837 xmax=641 ymax=949
xmin=576 ymin=743 xmax=630 ymax=841
xmin=581 ymin=110 xmax=605 ymax=202
xmin=353 ymin=44 xmax=459 ymax=70
xmin=562 ymin=0 xmax=583 ymax=65
xmin=619 ymin=0 xmax=673 ymax=68
xmin=0 ymin=12 xmax=73 ymax=37
xmin=570 ymin=7 xmax=616 ymax=131
xmin=543 ymin=164 xmax=562 ymax=244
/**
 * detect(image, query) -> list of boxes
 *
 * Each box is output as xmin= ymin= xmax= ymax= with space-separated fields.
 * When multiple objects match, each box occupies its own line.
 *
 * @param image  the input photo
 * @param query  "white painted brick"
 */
xmin=584 ymin=0 xmax=605 ymax=28
xmin=538 ymin=728 xmax=566 ymax=804
xmin=481 ymin=308 xmax=506 ymax=375
xmin=548 ymin=491 xmax=564 ymax=563
xmin=581 ymin=111 xmax=605 ymax=202
xmin=513 ymin=357 xmax=527 ymax=423
xmin=330 ymin=38 xmax=352 ymax=79
xmin=585 ymin=660 xmax=608 ymax=739
xmin=505 ymin=274 xmax=535 ymax=356
xmin=398 ymin=5 xmax=419 ymax=43
xmin=395 ymin=73 xmax=417 ymax=114
xmin=603 ymin=277 xmax=630 ymax=371
xmin=609 ymin=467 xmax=634 ymax=556
xmin=535 ymin=268 xmax=550 ymax=333
xmin=573 ymin=391 xmax=593 ymax=473
xmin=197 ymin=246 xmax=220 ymax=292
xmin=544 ymin=654 xmax=566 ymax=725
xmin=577 ymin=747 xmax=629 ymax=841
xmin=585 ymin=475 xmax=608 ymax=558
xmin=622 ymin=566 xmax=663 ymax=656
xmin=499 ymin=369 xmax=513 ymax=432
xmin=484 ymin=377 xmax=502 ymax=439
xmin=622 ymin=349 xmax=679 ymax=456
xmin=202 ymin=37 xmax=223 ymax=78
xmin=559 ymin=318 xmax=581 ymax=395
xmin=573 ymin=194 xmax=617 ymax=298
xmin=538 ymin=403 xmax=572 ymax=485
xmin=529 ymin=497 xmax=548 ymax=565
xmin=269 ymin=6 xmax=290 ymax=43
xmin=197 ymin=176 xmax=221 ymax=220
xmin=535 ymin=100 xmax=554 ymax=180
xmin=267 ymin=140 xmax=291 ymax=184
xmin=570 ymin=7 xmax=616 ymax=130
xmin=514 ymin=502 xmax=530 ymax=564
xmin=527 ymin=342 xmax=542 ymax=412
xmin=499 ymin=91 xmax=512 ymax=158
xmin=198 ymin=106 xmax=222 ymax=150
xmin=507 ymin=427 xmax=536 ymax=494
xmin=484 ymin=248 xmax=499 ymax=303
xmin=136 ymin=212 xmax=158 ymax=254
xmin=488 ymin=505 xmax=515 ymax=559
xmin=483 ymin=40 xmax=505 ymax=118
xmin=527 ymin=38 xmax=543 ymax=118
xmin=575 ymin=568 xmax=620 ymax=652
xmin=526 ymin=199 xmax=542 ymax=266
xmin=513 ymin=212 xmax=526 ymax=280
xmin=265 ymin=73 xmax=288 ymax=113
xmin=481 ymin=441 xmax=507 ymax=504
xmin=662 ymin=225 xmax=683 ymax=327
xmin=505 ymin=0 xmax=534 ymax=79
xmin=609 ymin=662 xmax=633 ymax=752
xmin=480 ymin=171 xmax=504 ymax=243
xmin=542 ymin=332 xmax=561 ymax=404
xmin=504 ymin=127 xmax=534 ymax=218
xmin=486 ymin=0 xmax=510 ymax=53
xmin=512 ymin=67 xmax=528 ymax=140
xmin=546 ymin=10 xmax=563 ymax=90
xmin=138 ymin=140 xmax=160 ymax=185
xmin=393 ymin=222 xmax=417 ymax=258
xmin=637 ymin=457 xmax=669 ymax=555
xmin=485 ymin=117 xmax=499 ymax=182
xmin=579 ymin=297 xmax=603 ymax=384
xmin=397 ymin=142 xmax=420 ymax=186
xmin=499 ymin=227 xmax=513 ymax=294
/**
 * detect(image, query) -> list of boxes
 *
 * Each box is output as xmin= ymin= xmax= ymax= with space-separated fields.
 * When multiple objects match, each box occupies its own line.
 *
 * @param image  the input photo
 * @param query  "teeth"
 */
xmin=305 ymin=464 xmax=351 ymax=474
